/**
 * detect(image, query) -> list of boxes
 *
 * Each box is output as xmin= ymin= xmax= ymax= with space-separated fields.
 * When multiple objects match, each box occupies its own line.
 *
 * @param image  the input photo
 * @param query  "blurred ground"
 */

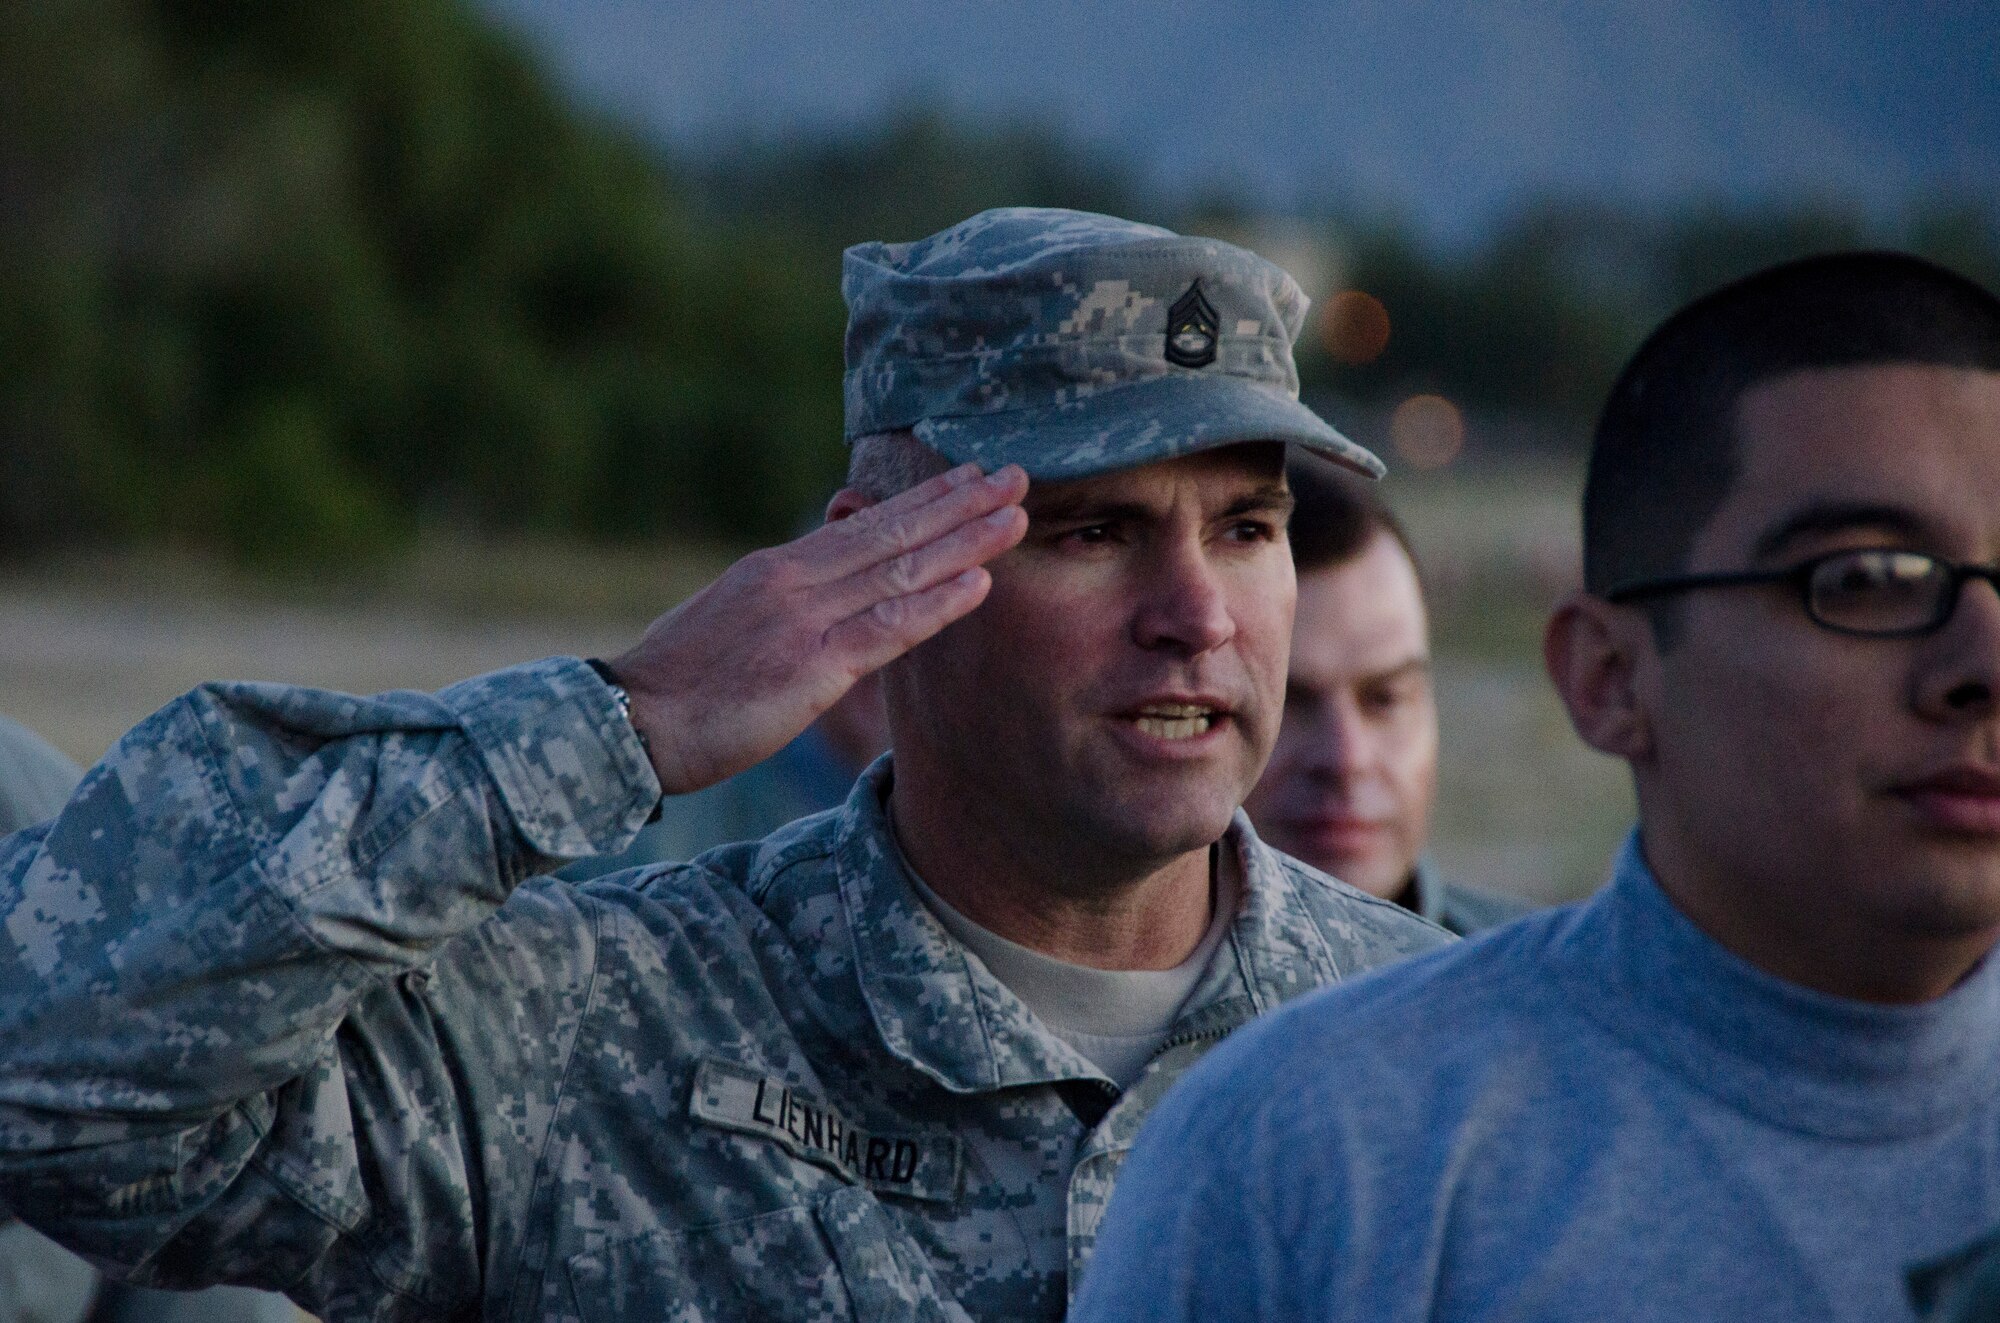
xmin=0 ymin=460 xmax=1630 ymax=903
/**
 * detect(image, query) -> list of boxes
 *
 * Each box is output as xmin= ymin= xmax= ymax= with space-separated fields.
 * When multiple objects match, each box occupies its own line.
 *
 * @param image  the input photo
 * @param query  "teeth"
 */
xmin=1130 ymin=702 xmax=1217 ymax=740
xmin=1137 ymin=716 xmax=1209 ymax=739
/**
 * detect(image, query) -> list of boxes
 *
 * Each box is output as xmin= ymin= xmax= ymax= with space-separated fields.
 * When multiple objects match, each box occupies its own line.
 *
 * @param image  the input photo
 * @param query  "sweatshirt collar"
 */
xmin=1570 ymin=833 xmax=2000 ymax=1140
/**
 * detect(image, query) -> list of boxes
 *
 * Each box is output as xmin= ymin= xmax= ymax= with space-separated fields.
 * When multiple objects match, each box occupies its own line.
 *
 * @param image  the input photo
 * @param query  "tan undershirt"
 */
xmin=900 ymin=850 xmax=1240 ymax=1090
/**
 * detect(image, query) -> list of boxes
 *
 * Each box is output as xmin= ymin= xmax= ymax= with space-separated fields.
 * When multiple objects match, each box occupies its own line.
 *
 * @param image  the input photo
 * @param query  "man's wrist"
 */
xmin=433 ymin=659 xmax=661 ymax=854
xmin=583 ymin=658 xmax=643 ymax=746
xmin=584 ymin=658 xmax=665 ymax=822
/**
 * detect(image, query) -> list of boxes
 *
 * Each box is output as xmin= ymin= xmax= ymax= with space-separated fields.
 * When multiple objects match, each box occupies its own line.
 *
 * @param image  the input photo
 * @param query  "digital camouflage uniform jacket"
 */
xmin=0 ymin=658 xmax=1450 ymax=1322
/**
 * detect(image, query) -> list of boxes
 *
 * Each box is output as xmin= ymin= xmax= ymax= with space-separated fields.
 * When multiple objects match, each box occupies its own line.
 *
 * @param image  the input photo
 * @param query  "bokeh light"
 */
xmin=1390 ymin=394 xmax=1466 ymax=469
xmin=1319 ymin=289 xmax=1392 ymax=364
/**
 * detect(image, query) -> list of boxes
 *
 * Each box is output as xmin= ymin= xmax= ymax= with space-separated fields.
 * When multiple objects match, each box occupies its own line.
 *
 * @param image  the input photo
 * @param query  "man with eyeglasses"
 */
xmin=1073 ymin=251 xmax=2000 ymax=1323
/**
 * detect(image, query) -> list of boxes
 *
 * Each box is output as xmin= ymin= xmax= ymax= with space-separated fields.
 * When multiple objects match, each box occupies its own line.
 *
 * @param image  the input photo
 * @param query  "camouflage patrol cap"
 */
xmin=842 ymin=207 xmax=1384 ymax=481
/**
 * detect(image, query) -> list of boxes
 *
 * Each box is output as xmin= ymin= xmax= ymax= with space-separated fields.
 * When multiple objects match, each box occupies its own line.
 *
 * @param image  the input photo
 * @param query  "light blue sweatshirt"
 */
xmin=1073 ymin=836 xmax=2000 ymax=1322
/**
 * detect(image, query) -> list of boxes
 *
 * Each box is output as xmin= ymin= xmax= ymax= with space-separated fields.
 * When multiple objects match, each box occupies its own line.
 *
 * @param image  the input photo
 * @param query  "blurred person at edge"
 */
xmin=0 ymin=717 xmax=304 ymax=1323
xmin=0 ymin=209 xmax=1447 ymax=1323
xmin=1244 ymin=457 xmax=1532 ymax=935
xmin=1075 ymin=252 xmax=2000 ymax=1323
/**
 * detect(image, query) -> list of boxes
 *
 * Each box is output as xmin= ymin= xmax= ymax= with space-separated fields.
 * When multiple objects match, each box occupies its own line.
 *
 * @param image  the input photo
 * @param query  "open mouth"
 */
xmin=1130 ymin=702 xmax=1218 ymax=741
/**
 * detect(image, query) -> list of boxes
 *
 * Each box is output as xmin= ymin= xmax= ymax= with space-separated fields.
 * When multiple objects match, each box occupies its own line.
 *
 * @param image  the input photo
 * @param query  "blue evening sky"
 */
xmin=481 ymin=0 xmax=2000 ymax=244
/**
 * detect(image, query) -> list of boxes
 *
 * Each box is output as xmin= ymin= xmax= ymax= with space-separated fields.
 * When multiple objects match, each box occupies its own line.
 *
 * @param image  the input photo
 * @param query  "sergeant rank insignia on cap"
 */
xmin=1165 ymin=280 xmax=1220 ymax=368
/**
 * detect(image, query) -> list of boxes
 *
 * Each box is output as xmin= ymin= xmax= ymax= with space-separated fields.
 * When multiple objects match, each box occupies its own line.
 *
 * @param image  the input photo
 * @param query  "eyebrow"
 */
xmin=1353 ymin=657 xmax=1432 ymax=689
xmin=1286 ymin=656 xmax=1430 ymax=697
xmin=1025 ymin=495 xmax=1151 ymax=526
xmin=1373 ymin=657 xmax=1433 ymax=681
xmin=1751 ymin=501 xmax=1934 ymax=563
xmin=1225 ymin=485 xmax=1296 ymax=522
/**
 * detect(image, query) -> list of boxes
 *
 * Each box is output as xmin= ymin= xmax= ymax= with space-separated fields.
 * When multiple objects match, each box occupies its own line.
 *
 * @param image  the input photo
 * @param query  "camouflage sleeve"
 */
xmin=0 ymin=657 xmax=659 ymax=1317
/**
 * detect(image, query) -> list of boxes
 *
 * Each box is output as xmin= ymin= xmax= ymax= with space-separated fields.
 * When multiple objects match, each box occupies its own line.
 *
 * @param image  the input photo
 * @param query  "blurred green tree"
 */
xmin=1304 ymin=204 xmax=1640 ymax=425
xmin=1301 ymin=197 xmax=1999 ymax=440
xmin=1 ymin=0 xmax=1993 ymax=565
xmin=0 ymin=0 xmax=855 ymax=561
xmin=688 ymin=101 xmax=1143 ymax=252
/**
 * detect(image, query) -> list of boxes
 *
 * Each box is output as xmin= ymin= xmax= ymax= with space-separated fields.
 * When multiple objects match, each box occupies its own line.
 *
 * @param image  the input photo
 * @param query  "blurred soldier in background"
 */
xmin=1077 ymin=252 xmax=2000 ymax=1322
xmin=0 ymin=719 xmax=303 ymax=1323
xmin=0 ymin=718 xmax=98 ymax=1323
xmin=0 ymin=209 xmax=1446 ymax=1322
xmin=1245 ymin=457 xmax=1532 ymax=935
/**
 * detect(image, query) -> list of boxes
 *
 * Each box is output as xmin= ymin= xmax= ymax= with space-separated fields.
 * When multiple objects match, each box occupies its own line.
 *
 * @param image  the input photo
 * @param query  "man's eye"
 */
xmin=1064 ymin=524 xmax=1114 ymax=546
xmin=1361 ymin=677 xmax=1425 ymax=715
xmin=1227 ymin=520 xmax=1278 ymax=542
xmin=1358 ymin=688 xmax=1401 ymax=715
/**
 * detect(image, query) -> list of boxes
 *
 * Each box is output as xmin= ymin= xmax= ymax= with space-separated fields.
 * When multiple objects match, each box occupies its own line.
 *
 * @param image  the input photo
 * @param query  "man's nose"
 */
xmin=1300 ymin=699 xmax=1368 ymax=782
xmin=1132 ymin=539 xmax=1236 ymax=656
xmin=1913 ymin=574 xmax=2000 ymax=721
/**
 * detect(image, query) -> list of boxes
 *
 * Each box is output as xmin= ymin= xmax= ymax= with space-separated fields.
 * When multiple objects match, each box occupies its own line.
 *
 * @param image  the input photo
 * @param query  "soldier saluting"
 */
xmin=0 ymin=209 xmax=1445 ymax=1321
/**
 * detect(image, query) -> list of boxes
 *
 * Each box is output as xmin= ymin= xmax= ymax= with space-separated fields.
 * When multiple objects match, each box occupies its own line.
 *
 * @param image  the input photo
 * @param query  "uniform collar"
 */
xmin=1209 ymin=813 xmax=1345 ymax=1016
xmin=832 ymin=758 xmax=1343 ymax=1094
xmin=833 ymin=758 xmax=1087 ymax=1093
xmin=1407 ymin=856 xmax=1445 ymax=924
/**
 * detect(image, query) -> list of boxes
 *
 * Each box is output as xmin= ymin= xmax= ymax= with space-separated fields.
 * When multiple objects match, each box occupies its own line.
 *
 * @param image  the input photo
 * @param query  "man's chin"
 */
xmin=1073 ymin=793 xmax=1240 ymax=869
xmin=1877 ymin=865 xmax=2000 ymax=938
xmin=1263 ymin=823 xmax=1369 ymax=868
xmin=1311 ymin=861 xmax=1404 ymax=900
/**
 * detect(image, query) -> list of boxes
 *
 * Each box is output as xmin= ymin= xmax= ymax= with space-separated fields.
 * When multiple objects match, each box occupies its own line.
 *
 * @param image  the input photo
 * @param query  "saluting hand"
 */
xmin=606 ymin=463 xmax=1029 ymax=796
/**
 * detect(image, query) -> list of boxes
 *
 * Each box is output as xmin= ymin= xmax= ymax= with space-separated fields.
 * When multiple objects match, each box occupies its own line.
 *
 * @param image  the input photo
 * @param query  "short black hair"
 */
xmin=1287 ymin=452 xmax=1418 ymax=581
xmin=1583 ymin=252 xmax=2000 ymax=604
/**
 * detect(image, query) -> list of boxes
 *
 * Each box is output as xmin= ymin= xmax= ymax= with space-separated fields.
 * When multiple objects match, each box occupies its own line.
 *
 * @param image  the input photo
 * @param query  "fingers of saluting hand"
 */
xmin=610 ymin=463 xmax=1026 ymax=796
xmin=801 ymin=463 xmax=1029 ymax=584
xmin=816 ymin=493 xmax=1028 ymax=623
xmin=823 ymin=565 xmax=999 ymax=673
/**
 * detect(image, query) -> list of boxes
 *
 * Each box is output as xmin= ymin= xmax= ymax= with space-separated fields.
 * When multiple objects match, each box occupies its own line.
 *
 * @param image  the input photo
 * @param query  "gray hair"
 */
xmin=846 ymin=429 xmax=955 ymax=503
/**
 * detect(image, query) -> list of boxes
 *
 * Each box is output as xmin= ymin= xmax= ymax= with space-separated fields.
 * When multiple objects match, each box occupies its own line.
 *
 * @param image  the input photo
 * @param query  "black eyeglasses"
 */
xmin=1605 ymin=548 xmax=2000 ymax=638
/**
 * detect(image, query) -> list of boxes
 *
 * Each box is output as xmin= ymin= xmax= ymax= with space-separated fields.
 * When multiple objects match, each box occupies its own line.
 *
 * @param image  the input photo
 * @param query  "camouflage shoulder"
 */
xmin=681 ymin=805 xmax=845 ymax=905
xmin=432 ymin=872 xmax=604 ymax=1017
xmin=571 ymin=804 xmax=844 ymax=910
xmin=559 ymin=810 xmax=840 ymax=939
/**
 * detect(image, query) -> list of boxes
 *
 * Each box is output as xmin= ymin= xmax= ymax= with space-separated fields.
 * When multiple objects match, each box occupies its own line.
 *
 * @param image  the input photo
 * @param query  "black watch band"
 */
xmin=585 ymin=658 xmax=663 ymax=823
xmin=583 ymin=657 xmax=632 ymax=724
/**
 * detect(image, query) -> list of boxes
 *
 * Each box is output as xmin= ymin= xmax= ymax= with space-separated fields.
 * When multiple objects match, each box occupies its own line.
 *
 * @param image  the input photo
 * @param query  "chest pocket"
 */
xmin=567 ymin=1187 xmax=970 ymax=1323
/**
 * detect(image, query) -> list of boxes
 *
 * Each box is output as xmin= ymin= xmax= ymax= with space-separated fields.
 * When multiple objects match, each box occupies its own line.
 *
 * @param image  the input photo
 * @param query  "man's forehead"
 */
xmin=1735 ymin=362 xmax=2000 ymax=460
xmin=1020 ymin=442 xmax=1289 ymax=515
xmin=1715 ymin=363 xmax=2000 ymax=558
xmin=1293 ymin=535 xmax=1430 ymax=675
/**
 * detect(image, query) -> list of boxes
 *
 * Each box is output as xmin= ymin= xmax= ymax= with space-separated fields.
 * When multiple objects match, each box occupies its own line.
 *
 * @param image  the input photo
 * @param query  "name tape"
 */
xmin=689 ymin=1059 xmax=961 ymax=1204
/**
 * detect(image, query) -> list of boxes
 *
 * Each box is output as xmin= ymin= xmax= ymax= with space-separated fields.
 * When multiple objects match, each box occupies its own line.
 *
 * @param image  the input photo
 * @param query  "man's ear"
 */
xmin=1544 ymin=592 xmax=1655 ymax=763
xmin=825 ymin=487 xmax=875 ymax=523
